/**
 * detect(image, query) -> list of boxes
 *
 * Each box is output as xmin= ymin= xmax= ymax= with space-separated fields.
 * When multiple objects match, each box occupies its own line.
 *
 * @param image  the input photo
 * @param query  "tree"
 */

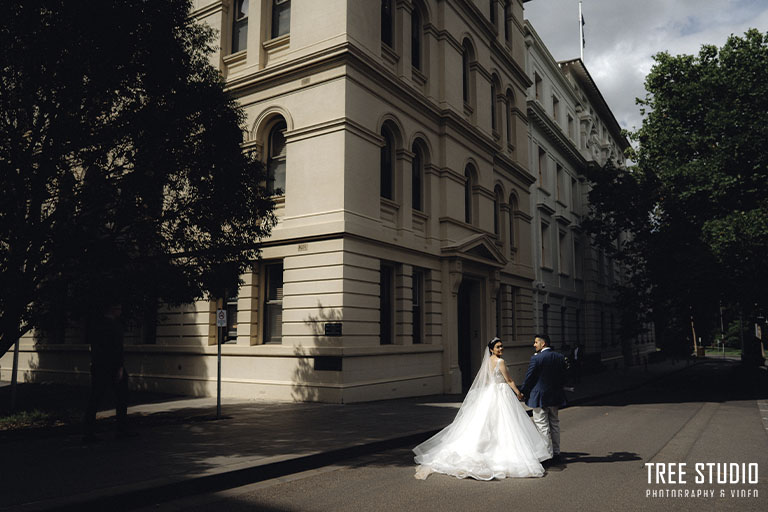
xmin=0 ymin=0 xmax=275 ymax=358
xmin=583 ymin=29 xmax=768 ymax=354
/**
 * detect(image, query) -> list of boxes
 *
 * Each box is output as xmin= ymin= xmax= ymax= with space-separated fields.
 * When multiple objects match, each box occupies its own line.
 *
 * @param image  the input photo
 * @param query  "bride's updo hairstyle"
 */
xmin=487 ymin=337 xmax=502 ymax=354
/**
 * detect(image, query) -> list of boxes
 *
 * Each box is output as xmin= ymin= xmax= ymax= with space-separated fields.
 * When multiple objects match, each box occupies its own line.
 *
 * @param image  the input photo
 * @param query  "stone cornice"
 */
xmin=524 ymin=21 xmax=581 ymax=106
xmin=527 ymin=100 xmax=587 ymax=170
xmin=493 ymin=151 xmax=536 ymax=187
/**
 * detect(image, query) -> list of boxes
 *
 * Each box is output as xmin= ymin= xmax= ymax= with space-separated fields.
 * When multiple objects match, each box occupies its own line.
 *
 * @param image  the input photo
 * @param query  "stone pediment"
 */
xmin=441 ymin=233 xmax=507 ymax=268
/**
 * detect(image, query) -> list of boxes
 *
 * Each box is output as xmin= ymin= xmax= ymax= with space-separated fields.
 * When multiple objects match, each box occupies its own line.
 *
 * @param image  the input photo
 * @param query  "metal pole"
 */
xmin=217 ymin=296 xmax=223 ymax=419
xmin=579 ymin=1 xmax=584 ymax=62
xmin=739 ymin=310 xmax=744 ymax=362
xmin=10 ymin=337 xmax=20 ymax=411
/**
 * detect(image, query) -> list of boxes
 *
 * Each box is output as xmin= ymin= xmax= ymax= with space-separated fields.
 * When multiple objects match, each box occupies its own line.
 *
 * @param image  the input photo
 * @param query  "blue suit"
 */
xmin=521 ymin=348 xmax=567 ymax=409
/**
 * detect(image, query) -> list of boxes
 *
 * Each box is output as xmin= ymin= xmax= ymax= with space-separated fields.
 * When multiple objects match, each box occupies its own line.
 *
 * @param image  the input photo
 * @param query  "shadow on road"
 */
xmin=579 ymin=359 xmax=768 ymax=408
xmin=560 ymin=450 xmax=643 ymax=464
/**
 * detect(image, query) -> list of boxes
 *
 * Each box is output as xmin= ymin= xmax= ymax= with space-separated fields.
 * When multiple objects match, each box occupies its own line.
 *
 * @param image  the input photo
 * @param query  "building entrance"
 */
xmin=457 ymin=278 xmax=482 ymax=393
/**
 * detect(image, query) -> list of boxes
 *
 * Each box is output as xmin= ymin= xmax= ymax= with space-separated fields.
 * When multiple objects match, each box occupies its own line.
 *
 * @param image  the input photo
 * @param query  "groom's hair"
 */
xmin=535 ymin=334 xmax=551 ymax=346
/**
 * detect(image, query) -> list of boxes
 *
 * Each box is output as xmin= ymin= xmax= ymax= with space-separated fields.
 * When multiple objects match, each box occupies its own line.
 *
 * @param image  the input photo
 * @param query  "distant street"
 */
xmin=149 ymin=361 xmax=768 ymax=512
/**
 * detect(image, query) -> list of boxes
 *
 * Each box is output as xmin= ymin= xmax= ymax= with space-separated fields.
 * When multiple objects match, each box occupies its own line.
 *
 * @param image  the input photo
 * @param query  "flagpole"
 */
xmin=579 ymin=1 xmax=584 ymax=61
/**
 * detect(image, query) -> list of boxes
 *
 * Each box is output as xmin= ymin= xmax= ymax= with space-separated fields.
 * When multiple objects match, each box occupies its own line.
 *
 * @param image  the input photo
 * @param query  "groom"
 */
xmin=520 ymin=334 xmax=567 ymax=463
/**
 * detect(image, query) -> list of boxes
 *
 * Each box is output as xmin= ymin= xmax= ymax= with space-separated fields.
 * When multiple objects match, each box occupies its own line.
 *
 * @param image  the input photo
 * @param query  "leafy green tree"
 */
xmin=0 ymin=0 xmax=275 ymax=357
xmin=583 ymin=29 xmax=768 ymax=353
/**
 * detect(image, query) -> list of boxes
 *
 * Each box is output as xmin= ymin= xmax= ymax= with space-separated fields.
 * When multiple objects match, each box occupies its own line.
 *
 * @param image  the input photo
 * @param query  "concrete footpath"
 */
xmin=1 ymin=357 xmax=702 ymax=511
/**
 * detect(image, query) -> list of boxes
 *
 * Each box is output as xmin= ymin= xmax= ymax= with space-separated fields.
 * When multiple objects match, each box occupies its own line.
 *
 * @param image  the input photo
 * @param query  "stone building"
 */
xmin=524 ymin=21 xmax=655 ymax=366
xmin=1 ymin=1 xmax=652 ymax=402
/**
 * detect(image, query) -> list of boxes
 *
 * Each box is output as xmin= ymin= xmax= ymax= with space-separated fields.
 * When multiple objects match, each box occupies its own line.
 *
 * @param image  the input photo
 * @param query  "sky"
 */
xmin=523 ymin=0 xmax=768 ymax=133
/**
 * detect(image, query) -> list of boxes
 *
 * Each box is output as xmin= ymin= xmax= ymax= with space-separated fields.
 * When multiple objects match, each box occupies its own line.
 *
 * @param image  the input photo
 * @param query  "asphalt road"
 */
xmin=145 ymin=361 xmax=768 ymax=512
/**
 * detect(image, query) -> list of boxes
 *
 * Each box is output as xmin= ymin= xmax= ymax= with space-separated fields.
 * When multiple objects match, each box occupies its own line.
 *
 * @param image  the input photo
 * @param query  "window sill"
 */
xmin=223 ymin=50 xmax=247 ymax=66
xmin=263 ymin=33 xmax=290 ymax=52
xmin=382 ymin=43 xmax=399 ymax=67
xmin=412 ymin=66 xmax=427 ymax=87
xmin=463 ymin=102 xmax=474 ymax=116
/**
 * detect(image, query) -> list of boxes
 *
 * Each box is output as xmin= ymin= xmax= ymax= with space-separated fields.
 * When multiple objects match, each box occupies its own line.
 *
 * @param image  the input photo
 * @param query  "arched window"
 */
xmin=412 ymin=143 xmax=424 ymax=211
xmin=271 ymin=0 xmax=290 ymax=39
xmin=462 ymin=41 xmax=472 ymax=104
xmin=380 ymin=126 xmax=395 ymax=200
xmin=232 ymin=0 xmax=248 ymax=53
xmin=267 ymin=120 xmax=287 ymax=195
xmin=506 ymin=89 xmax=515 ymax=147
xmin=381 ymin=0 xmax=393 ymax=47
xmin=489 ymin=0 xmax=496 ymax=28
xmin=491 ymin=82 xmax=498 ymax=132
xmin=464 ymin=166 xmax=475 ymax=224
xmin=494 ymin=186 xmax=503 ymax=235
xmin=504 ymin=1 xmax=511 ymax=43
xmin=508 ymin=194 xmax=517 ymax=255
xmin=411 ymin=8 xmax=422 ymax=70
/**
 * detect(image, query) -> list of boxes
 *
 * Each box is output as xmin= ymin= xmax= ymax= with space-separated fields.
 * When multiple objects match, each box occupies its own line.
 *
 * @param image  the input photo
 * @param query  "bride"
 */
xmin=413 ymin=337 xmax=551 ymax=480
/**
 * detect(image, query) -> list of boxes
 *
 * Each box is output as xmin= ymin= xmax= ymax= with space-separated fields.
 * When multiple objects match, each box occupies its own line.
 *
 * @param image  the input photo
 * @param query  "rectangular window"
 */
xmin=263 ymin=263 xmax=283 ymax=344
xmin=508 ymin=287 xmax=517 ymax=338
xmin=412 ymin=269 xmax=424 ymax=343
xmin=541 ymin=222 xmax=550 ymax=268
xmin=232 ymin=0 xmax=249 ymax=53
xmin=574 ymin=240 xmax=583 ymax=278
xmin=496 ymin=286 xmax=502 ymax=338
xmin=598 ymin=250 xmax=606 ymax=283
xmin=567 ymin=114 xmax=574 ymax=139
xmin=552 ymin=95 xmax=559 ymax=122
xmin=271 ymin=0 xmax=291 ymax=39
xmin=575 ymin=309 xmax=581 ymax=344
xmin=380 ymin=263 xmax=394 ymax=344
xmin=556 ymin=164 xmax=563 ymax=201
xmin=559 ymin=230 xmax=568 ymax=275
xmin=381 ymin=0 xmax=393 ymax=47
xmin=571 ymin=177 xmax=578 ymax=211
xmin=560 ymin=307 xmax=566 ymax=347
xmin=538 ymin=147 xmax=546 ymax=187
xmin=226 ymin=293 xmax=238 ymax=343
xmin=534 ymin=73 xmax=542 ymax=101
xmin=600 ymin=311 xmax=606 ymax=347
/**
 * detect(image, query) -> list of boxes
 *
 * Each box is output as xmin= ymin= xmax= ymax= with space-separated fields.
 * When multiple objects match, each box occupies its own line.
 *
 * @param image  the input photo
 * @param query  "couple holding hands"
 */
xmin=414 ymin=334 xmax=567 ymax=480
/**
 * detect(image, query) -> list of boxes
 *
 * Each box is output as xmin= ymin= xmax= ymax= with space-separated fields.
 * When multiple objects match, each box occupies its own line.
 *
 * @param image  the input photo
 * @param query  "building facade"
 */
xmin=525 ymin=22 xmax=655 ymax=366
xmin=1 ymin=1 xmax=652 ymax=402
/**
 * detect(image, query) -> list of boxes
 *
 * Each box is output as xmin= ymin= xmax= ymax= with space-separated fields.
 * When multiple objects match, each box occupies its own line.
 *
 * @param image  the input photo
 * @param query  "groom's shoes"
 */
xmin=549 ymin=453 xmax=566 ymax=465
xmin=543 ymin=453 xmax=565 ymax=467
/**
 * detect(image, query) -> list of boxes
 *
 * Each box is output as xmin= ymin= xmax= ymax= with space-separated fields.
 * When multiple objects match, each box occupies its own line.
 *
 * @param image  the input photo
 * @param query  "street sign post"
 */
xmin=216 ymin=305 xmax=226 ymax=419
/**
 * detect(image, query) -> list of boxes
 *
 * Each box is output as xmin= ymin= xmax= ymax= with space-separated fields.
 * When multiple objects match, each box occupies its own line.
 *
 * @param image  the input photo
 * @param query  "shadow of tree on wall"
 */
xmin=19 ymin=304 xmax=211 ymax=421
xmin=292 ymin=302 xmax=343 ymax=403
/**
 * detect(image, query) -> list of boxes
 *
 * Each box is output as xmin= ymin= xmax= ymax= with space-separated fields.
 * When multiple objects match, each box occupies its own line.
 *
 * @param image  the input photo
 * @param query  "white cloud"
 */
xmin=524 ymin=0 xmax=768 ymax=132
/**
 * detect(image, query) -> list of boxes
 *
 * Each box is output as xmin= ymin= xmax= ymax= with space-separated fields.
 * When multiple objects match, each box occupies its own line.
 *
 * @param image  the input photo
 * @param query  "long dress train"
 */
xmin=413 ymin=355 xmax=551 ymax=480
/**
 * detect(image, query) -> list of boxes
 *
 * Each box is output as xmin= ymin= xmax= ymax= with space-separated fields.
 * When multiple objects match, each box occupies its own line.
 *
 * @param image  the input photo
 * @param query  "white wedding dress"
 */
xmin=413 ymin=352 xmax=551 ymax=480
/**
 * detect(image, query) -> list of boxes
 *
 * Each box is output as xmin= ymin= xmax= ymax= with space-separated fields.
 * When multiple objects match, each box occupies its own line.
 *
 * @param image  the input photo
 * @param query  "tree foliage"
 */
xmin=583 ymin=29 xmax=768 ymax=347
xmin=0 ymin=0 xmax=275 ymax=354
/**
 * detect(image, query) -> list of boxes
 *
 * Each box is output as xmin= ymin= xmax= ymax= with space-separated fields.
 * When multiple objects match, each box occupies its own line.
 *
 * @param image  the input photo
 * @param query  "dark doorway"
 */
xmin=457 ymin=278 xmax=482 ymax=393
